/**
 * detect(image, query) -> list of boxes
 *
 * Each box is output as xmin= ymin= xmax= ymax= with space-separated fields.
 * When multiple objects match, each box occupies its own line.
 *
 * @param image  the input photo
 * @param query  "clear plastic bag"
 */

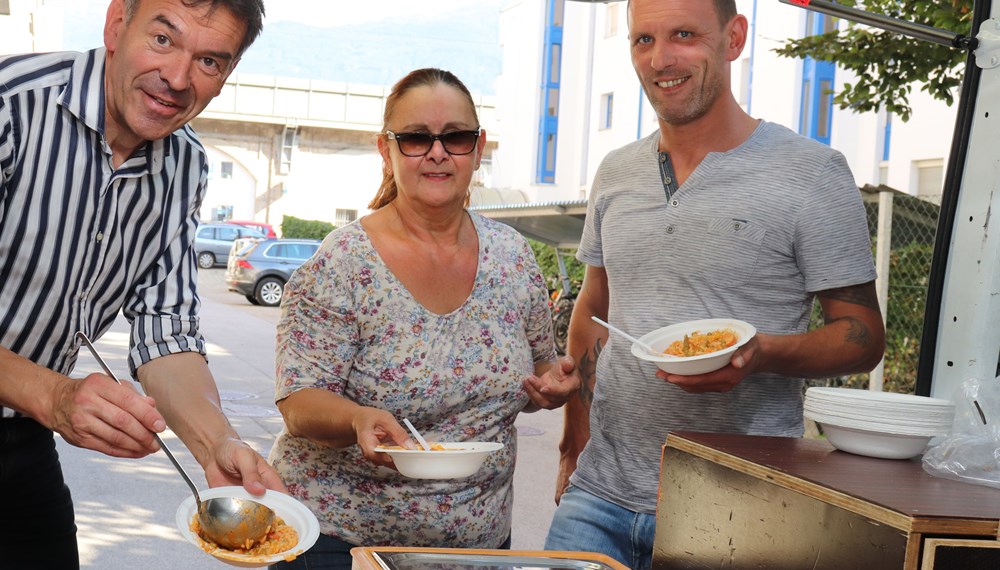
xmin=922 ymin=376 xmax=1000 ymax=489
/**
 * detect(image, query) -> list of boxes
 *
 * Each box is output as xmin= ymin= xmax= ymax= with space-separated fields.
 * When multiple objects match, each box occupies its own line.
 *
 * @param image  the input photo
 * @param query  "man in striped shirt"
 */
xmin=0 ymin=1 xmax=284 ymax=567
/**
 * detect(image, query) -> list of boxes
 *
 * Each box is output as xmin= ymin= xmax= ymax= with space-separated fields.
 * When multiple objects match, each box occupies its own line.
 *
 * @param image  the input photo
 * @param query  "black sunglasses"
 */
xmin=385 ymin=129 xmax=481 ymax=157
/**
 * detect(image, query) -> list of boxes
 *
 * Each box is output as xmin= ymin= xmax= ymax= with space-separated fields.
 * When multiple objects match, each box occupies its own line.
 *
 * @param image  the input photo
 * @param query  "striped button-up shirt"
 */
xmin=0 ymin=48 xmax=208 ymax=417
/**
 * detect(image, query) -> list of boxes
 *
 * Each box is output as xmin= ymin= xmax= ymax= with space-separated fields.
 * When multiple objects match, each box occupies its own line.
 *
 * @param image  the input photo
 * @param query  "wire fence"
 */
xmin=814 ymin=186 xmax=940 ymax=394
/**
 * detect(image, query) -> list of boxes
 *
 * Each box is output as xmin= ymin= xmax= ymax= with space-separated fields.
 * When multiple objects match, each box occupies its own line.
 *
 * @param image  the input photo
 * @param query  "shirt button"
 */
xmin=664 ymin=177 xmax=673 ymax=185
xmin=96 ymin=232 xmax=104 ymax=241
xmin=659 ymin=154 xmax=667 ymax=163
xmin=733 ymin=223 xmax=742 ymax=230
xmin=666 ymin=226 xmax=674 ymax=234
xmin=670 ymin=200 xmax=679 ymax=207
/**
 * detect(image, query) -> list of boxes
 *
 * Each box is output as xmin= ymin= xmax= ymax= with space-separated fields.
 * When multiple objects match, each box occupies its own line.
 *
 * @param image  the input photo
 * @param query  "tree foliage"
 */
xmin=773 ymin=0 xmax=973 ymax=121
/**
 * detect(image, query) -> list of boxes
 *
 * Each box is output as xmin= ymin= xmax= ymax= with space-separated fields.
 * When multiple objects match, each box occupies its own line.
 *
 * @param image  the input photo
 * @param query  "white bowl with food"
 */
xmin=376 ymin=441 xmax=504 ymax=479
xmin=630 ymin=318 xmax=756 ymax=376
xmin=175 ymin=487 xmax=319 ymax=568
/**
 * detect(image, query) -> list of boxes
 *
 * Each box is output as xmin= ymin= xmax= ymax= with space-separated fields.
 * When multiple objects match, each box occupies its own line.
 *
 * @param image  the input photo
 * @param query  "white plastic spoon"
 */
xmin=402 ymin=418 xmax=431 ymax=451
xmin=590 ymin=316 xmax=663 ymax=356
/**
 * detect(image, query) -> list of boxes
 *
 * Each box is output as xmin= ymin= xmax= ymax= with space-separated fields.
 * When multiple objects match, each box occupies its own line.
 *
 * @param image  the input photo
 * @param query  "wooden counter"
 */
xmin=654 ymin=432 xmax=1000 ymax=569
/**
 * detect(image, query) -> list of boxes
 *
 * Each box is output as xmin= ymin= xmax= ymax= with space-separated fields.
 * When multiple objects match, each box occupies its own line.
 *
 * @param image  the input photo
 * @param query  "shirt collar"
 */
xmin=58 ymin=47 xmax=170 ymax=174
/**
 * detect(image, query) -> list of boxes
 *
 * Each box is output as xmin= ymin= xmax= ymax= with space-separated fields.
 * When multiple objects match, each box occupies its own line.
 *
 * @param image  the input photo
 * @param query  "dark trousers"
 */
xmin=0 ymin=418 xmax=79 ymax=570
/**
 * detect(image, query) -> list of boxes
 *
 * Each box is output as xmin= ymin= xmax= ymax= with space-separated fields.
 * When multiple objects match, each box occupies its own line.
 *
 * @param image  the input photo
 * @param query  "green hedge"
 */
xmin=528 ymin=239 xmax=585 ymax=293
xmin=281 ymin=215 xmax=336 ymax=240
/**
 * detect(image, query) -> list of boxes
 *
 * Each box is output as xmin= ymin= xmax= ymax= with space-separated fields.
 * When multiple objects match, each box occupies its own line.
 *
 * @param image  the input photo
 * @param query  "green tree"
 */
xmin=527 ymin=239 xmax=585 ymax=293
xmin=773 ymin=0 xmax=972 ymax=121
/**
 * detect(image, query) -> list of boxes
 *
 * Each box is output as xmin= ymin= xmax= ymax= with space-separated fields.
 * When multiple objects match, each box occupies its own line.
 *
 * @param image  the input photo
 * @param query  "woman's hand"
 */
xmin=523 ymin=355 xmax=581 ymax=411
xmin=352 ymin=406 xmax=417 ymax=468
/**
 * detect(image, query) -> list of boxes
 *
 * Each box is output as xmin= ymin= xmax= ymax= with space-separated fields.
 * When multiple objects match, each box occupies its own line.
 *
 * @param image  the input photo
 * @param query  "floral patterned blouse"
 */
xmin=269 ymin=212 xmax=555 ymax=548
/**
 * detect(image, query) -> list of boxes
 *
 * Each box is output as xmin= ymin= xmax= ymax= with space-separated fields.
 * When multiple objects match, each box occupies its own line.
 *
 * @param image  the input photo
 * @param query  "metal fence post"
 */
xmin=871 ymin=189 xmax=894 ymax=392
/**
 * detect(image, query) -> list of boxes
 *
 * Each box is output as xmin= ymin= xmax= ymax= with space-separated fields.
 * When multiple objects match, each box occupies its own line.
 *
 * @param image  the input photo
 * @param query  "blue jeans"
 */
xmin=544 ymin=485 xmax=655 ymax=570
xmin=271 ymin=532 xmax=512 ymax=570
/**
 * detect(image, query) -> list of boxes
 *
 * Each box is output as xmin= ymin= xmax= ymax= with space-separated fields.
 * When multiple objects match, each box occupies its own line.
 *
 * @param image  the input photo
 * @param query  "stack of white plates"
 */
xmin=804 ymin=387 xmax=955 ymax=460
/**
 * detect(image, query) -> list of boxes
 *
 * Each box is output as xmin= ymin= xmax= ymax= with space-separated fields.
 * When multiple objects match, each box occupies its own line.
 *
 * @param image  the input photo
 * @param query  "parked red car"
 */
xmin=224 ymin=220 xmax=277 ymax=239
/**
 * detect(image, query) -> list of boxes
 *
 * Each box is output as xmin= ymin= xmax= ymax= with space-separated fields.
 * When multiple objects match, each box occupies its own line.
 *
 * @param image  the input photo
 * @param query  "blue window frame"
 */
xmin=536 ymin=0 xmax=564 ymax=184
xmin=798 ymin=12 xmax=836 ymax=145
xmin=883 ymin=113 xmax=892 ymax=161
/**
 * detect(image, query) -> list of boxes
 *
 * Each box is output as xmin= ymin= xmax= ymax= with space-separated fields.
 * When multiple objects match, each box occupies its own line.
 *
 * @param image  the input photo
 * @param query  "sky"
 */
xmin=46 ymin=0 xmax=503 ymax=94
xmin=45 ymin=0 xmax=479 ymax=23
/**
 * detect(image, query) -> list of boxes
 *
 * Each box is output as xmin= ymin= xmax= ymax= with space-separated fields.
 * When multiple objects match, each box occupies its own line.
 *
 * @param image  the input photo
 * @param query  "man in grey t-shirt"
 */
xmin=543 ymin=1 xmax=886 ymax=569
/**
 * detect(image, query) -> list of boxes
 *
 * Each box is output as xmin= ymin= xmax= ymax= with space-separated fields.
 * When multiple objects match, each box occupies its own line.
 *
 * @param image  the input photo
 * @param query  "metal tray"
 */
xmin=372 ymin=551 xmax=618 ymax=570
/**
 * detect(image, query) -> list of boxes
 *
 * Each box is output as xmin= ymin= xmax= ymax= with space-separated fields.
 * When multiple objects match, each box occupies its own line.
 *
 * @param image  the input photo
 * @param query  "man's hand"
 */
xmin=523 ymin=355 xmax=581 ymax=410
xmin=203 ymin=436 xmax=288 ymax=495
xmin=49 ymin=372 xmax=166 ymax=457
xmin=656 ymin=336 xmax=762 ymax=393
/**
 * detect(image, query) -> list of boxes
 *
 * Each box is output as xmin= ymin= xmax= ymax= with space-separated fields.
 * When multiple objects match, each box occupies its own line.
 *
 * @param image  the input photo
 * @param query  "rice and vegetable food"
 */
xmin=191 ymin=513 xmax=299 ymax=556
xmin=663 ymin=328 xmax=739 ymax=357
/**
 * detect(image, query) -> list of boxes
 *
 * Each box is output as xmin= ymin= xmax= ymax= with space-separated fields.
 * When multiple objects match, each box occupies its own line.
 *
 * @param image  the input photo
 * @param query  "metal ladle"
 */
xmin=75 ymin=332 xmax=275 ymax=550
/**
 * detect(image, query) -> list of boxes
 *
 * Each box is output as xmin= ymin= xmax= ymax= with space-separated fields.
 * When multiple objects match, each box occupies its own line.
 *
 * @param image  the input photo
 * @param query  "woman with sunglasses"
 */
xmin=267 ymin=68 xmax=580 ymax=570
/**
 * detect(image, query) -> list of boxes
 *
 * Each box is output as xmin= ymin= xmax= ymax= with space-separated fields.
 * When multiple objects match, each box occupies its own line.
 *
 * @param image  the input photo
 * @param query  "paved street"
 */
xmin=60 ymin=268 xmax=564 ymax=569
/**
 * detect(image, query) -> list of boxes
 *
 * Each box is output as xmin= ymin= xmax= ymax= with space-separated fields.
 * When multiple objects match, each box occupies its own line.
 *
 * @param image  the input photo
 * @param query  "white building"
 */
xmin=492 ymin=0 xmax=956 ymax=205
xmin=3 ymin=0 xmax=957 ymax=225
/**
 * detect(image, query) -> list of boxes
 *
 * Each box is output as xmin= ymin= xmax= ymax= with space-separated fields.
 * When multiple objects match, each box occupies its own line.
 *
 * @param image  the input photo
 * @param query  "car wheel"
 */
xmin=255 ymin=277 xmax=285 ymax=307
xmin=245 ymin=294 xmax=260 ymax=306
xmin=197 ymin=251 xmax=215 ymax=269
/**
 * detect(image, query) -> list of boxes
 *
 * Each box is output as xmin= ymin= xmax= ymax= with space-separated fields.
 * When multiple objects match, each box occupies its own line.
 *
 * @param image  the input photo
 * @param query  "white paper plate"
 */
xmin=175 ymin=487 xmax=319 ymax=568
xmin=819 ymin=422 xmax=932 ymax=460
xmin=375 ymin=441 xmax=503 ymax=479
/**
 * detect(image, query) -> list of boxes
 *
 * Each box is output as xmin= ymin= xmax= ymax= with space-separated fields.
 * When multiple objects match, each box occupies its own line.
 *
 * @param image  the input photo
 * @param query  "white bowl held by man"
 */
xmin=631 ymin=318 xmax=757 ymax=376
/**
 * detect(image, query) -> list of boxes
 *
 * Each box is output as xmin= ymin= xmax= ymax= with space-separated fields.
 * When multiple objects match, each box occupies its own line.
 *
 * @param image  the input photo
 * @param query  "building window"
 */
xmin=536 ymin=0 xmax=564 ymax=185
xmin=220 ymin=161 xmax=234 ymax=179
xmin=335 ymin=209 xmax=358 ymax=226
xmin=798 ymin=13 xmax=837 ymax=145
xmin=599 ymin=93 xmax=614 ymax=130
xmin=915 ymin=159 xmax=944 ymax=201
xmin=279 ymin=125 xmax=298 ymax=174
xmin=605 ymin=3 xmax=619 ymax=37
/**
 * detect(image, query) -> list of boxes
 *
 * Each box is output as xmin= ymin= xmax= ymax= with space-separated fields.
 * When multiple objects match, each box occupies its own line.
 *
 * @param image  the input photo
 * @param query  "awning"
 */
xmin=469 ymin=197 xmax=587 ymax=249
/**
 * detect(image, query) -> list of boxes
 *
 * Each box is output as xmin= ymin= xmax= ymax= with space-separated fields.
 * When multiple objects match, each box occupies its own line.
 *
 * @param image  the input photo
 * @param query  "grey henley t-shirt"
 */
xmin=571 ymin=121 xmax=878 ymax=513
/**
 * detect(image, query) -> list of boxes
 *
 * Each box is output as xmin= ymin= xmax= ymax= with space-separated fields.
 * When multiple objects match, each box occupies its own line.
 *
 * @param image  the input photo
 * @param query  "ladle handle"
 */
xmin=74 ymin=331 xmax=203 ymax=506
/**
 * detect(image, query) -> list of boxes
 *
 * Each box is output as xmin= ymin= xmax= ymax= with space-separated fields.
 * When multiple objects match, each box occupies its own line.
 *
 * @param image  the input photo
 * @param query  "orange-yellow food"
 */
xmin=192 ymin=514 xmax=298 ymax=556
xmin=663 ymin=328 xmax=738 ymax=357
xmin=380 ymin=442 xmax=458 ymax=451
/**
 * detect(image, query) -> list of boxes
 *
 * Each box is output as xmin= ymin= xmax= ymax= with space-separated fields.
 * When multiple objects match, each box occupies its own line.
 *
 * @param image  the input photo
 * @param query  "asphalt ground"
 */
xmin=59 ymin=268 xmax=565 ymax=569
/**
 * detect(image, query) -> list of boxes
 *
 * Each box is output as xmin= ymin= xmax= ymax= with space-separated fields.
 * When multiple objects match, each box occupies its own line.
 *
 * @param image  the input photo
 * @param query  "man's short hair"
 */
xmin=628 ymin=0 xmax=737 ymax=28
xmin=123 ymin=0 xmax=265 ymax=57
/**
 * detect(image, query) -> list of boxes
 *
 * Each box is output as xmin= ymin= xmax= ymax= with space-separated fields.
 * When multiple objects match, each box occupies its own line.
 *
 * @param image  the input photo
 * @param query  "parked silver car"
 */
xmin=225 ymin=238 xmax=321 ymax=306
xmin=194 ymin=223 xmax=265 ymax=269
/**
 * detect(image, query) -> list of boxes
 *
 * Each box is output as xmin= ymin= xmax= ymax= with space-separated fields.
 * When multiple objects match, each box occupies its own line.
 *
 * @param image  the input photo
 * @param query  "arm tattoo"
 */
xmin=817 ymin=282 xmax=879 ymax=349
xmin=843 ymin=316 xmax=873 ymax=349
xmin=577 ymin=338 xmax=603 ymax=407
xmin=816 ymin=282 xmax=881 ymax=319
